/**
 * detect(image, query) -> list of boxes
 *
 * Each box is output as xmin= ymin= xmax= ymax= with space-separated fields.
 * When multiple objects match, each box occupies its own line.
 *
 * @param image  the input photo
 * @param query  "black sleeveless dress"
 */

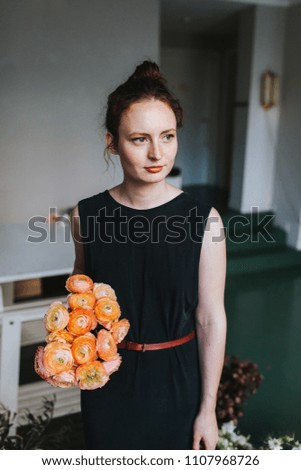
xmin=78 ymin=190 xmax=212 ymax=450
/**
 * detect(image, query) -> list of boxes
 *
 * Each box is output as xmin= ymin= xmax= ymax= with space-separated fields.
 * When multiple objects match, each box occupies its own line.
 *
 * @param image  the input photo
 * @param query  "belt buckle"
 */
xmin=141 ymin=343 xmax=146 ymax=352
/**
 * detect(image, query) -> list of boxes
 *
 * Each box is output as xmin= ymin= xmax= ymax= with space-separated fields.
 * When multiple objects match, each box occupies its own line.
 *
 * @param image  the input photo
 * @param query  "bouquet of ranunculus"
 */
xmin=34 ymin=274 xmax=130 ymax=390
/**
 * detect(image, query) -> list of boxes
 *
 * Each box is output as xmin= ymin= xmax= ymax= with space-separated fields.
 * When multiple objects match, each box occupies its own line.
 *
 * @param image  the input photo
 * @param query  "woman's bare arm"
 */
xmin=192 ymin=206 xmax=227 ymax=450
xmin=70 ymin=205 xmax=85 ymax=275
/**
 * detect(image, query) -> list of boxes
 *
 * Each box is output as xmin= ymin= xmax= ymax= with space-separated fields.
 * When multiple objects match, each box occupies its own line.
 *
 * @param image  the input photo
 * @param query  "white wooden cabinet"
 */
xmin=0 ymin=222 xmax=80 ymax=417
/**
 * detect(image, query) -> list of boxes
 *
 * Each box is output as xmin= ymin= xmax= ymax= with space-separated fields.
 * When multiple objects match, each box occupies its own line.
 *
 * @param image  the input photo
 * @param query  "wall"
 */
xmin=0 ymin=0 xmax=159 ymax=223
xmin=241 ymin=5 xmax=286 ymax=213
xmin=273 ymin=3 xmax=301 ymax=249
xmin=229 ymin=5 xmax=286 ymax=213
xmin=161 ymin=47 xmax=220 ymax=187
xmin=228 ymin=7 xmax=254 ymax=210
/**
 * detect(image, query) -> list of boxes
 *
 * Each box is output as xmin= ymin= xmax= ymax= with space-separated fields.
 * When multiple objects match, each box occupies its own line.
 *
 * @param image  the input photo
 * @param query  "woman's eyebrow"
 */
xmin=161 ymin=128 xmax=176 ymax=134
xmin=128 ymin=132 xmax=149 ymax=137
xmin=128 ymin=128 xmax=176 ymax=137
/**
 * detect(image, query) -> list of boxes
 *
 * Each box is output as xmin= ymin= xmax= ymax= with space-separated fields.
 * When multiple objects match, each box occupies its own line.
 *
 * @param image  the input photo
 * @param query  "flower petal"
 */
xmin=96 ymin=329 xmax=118 ymax=361
xmin=76 ymin=361 xmax=109 ymax=390
xmin=34 ymin=346 xmax=52 ymax=380
xmin=94 ymin=297 xmax=121 ymax=323
xmin=46 ymin=329 xmax=74 ymax=343
xmin=44 ymin=302 xmax=69 ymax=332
xmin=110 ymin=319 xmax=130 ymax=344
xmin=65 ymin=274 xmax=94 ymax=293
xmin=72 ymin=333 xmax=97 ymax=365
xmin=102 ymin=354 xmax=122 ymax=375
xmin=93 ymin=283 xmax=117 ymax=301
xmin=43 ymin=341 xmax=74 ymax=375
xmin=67 ymin=308 xmax=97 ymax=336
xmin=67 ymin=292 xmax=96 ymax=309
xmin=47 ymin=368 xmax=78 ymax=388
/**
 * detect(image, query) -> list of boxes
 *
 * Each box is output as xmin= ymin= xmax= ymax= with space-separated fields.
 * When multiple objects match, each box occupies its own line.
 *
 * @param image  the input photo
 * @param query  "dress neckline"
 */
xmin=104 ymin=189 xmax=186 ymax=213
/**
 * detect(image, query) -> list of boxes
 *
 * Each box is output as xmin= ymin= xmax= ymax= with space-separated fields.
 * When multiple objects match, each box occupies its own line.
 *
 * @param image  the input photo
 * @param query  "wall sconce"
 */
xmin=260 ymin=70 xmax=280 ymax=110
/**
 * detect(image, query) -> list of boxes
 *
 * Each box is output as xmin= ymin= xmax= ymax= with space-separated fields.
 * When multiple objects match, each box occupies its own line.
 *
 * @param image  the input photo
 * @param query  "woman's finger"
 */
xmin=192 ymin=434 xmax=201 ymax=450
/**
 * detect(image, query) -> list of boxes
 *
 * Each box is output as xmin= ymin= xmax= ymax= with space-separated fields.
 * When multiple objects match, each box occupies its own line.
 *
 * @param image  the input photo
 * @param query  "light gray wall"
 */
xmin=241 ymin=5 xmax=286 ymax=213
xmin=273 ymin=3 xmax=301 ymax=249
xmin=229 ymin=5 xmax=286 ymax=213
xmin=161 ymin=47 xmax=220 ymax=187
xmin=0 ymin=0 xmax=159 ymax=223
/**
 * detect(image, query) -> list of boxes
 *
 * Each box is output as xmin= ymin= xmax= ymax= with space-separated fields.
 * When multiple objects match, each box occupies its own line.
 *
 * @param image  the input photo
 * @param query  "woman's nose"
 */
xmin=148 ymin=141 xmax=162 ymax=160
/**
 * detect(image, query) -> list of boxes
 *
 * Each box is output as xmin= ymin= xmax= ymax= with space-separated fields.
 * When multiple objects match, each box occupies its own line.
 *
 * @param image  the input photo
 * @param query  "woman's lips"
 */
xmin=145 ymin=166 xmax=163 ymax=173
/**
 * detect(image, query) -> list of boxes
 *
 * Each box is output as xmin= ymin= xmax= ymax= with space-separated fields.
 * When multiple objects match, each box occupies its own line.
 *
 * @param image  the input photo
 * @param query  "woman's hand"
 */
xmin=192 ymin=408 xmax=219 ymax=450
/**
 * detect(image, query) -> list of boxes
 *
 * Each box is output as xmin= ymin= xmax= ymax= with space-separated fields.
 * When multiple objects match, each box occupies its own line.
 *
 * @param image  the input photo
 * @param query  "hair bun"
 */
xmin=129 ymin=60 xmax=166 ymax=85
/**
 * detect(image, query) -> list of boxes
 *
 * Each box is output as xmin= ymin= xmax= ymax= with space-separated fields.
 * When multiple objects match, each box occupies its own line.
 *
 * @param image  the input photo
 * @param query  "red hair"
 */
xmin=105 ymin=61 xmax=183 ymax=151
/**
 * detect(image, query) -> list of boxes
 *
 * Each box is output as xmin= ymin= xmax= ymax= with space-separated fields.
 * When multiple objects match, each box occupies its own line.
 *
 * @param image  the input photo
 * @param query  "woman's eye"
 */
xmin=162 ymin=133 xmax=175 ymax=142
xmin=132 ymin=137 xmax=146 ymax=143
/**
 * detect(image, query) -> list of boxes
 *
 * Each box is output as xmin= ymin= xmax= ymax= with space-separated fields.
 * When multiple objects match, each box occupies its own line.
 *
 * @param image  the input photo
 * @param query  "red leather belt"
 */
xmin=118 ymin=330 xmax=196 ymax=352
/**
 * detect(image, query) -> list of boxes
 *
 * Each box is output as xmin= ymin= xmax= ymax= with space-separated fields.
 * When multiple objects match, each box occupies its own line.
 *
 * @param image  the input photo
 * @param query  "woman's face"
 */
xmin=108 ymin=99 xmax=178 ymax=185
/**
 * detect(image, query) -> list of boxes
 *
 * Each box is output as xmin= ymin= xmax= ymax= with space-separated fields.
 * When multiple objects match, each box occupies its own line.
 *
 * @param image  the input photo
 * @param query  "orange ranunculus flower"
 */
xmin=46 ymin=368 xmax=78 ymax=388
xmin=67 ymin=292 xmax=96 ymax=310
xmin=34 ymin=346 xmax=52 ymax=380
xmin=76 ymin=361 xmax=109 ymax=390
xmin=102 ymin=354 xmax=122 ymax=375
xmin=94 ymin=297 xmax=121 ymax=323
xmin=71 ymin=333 xmax=97 ymax=365
xmin=46 ymin=329 xmax=74 ymax=343
xmin=96 ymin=329 xmax=118 ymax=361
xmin=44 ymin=301 xmax=69 ymax=332
xmin=35 ymin=274 xmax=129 ymax=389
xmin=67 ymin=308 xmax=97 ymax=336
xmin=93 ymin=283 xmax=117 ymax=301
xmin=110 ymin=318 xmax=130 ymax=344
xmin=65 ymin=274 xmax=94 ymax=294
xmin=43 ymin=341 xmax=74 ymax=375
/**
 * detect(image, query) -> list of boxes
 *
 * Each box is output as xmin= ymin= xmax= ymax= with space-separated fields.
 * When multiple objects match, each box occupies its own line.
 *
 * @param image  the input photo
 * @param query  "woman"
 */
xmin=70 ymin=61 xmax=227 ymax=450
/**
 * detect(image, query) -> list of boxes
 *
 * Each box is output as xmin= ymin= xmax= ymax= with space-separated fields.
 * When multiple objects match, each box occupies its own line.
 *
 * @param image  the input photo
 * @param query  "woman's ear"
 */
xmin=106 ymin=133 xmax=118 ymax=154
